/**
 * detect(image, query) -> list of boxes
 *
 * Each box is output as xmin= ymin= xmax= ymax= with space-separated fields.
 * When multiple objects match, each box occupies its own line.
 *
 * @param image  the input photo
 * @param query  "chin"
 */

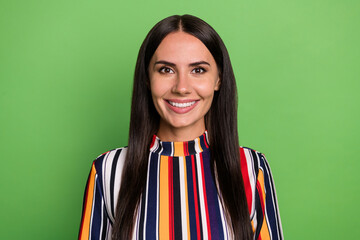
xmin=168 ymin=118 xmax=202 ymax=130
xmin=169 ymin=121 xmax=192 ymax=129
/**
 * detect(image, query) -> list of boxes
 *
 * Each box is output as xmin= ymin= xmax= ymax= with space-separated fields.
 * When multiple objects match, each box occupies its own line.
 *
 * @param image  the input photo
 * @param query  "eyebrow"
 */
xmin=154 ymin=60 xmax=211 ymax=67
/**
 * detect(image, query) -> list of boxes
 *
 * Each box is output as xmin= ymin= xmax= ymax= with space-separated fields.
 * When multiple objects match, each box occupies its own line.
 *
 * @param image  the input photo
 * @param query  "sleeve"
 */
xmin=253 ymin=153 xmax=283 ymax=240
xmin=79 ymin=161 xmax=112 ymax=240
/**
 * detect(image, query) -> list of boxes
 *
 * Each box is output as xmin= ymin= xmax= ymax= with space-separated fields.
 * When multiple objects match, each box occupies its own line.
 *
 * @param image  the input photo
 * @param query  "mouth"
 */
xmin=164 ymin=99 xmax=200 ymax=114
xmin=167 ymin=100 xmax=197 ymax=108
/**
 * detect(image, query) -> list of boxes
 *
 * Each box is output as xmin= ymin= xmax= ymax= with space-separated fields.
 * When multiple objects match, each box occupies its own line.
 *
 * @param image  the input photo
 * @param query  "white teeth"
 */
xmin=168 ymin=100 xmax=196 ymax=108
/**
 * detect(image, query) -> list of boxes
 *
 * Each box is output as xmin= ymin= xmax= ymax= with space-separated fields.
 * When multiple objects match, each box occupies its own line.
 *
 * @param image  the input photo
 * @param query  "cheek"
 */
xmin=150 ymin=78 xmax=167 ymax=98
xmin=196 ymin=81 xmax=218 ymax=99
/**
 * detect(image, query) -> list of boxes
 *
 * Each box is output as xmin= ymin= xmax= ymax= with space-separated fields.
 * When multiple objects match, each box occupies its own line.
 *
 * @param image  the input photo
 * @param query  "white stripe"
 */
xmin=99 ymin=201 xmax=104 ymax=238
xmin=149 ymin=137 xmax=157 ymax=152
xmin=97 ymin=148 xmax=127 ymax=224
xmin=106 ymin=219 xmax=112 ymax=240
xmin=217 ymin=195 xmax=229 ymax=240
xmin=194 ymin=138 xmax=201 ymax=153
xmin=195 ymin=154 xmax=208 ymax=239
xmin=155 ymin=137 xmax=160 ymax=152
xmin=103 ymin=150 xmax=114 ymax=221
xmin=179 ymin=156 xmax=188 ymax=240
xmin=132 ymin=202 xmax=140 ymax=240
xmin=158 ymin=143 xmax=164 ymax=155
xmin=101 ymin=152 xmax=113 ymax=219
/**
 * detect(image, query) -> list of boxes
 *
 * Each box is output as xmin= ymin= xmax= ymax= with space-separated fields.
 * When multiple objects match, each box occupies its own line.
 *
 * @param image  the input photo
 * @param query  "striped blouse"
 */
xmin=79 ymin=132 xmax=283 ymax=240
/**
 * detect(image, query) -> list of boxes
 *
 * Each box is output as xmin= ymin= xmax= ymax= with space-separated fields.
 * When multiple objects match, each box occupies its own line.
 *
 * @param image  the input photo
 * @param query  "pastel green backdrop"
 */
xmin=1 ymin=0 xmax=359 ymax=239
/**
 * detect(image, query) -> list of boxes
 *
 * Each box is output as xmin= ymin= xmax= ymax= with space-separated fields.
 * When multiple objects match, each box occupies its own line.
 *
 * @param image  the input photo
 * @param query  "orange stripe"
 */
xmin=79 ymin=163 xmax=96 ymax=240
xmin=258 ymin=170 xmax=270 ymax=240
xmin=197 ymin=139 xmax=203 ymax=152
xmin=174 ymin=142 xmax=184 ymax=156
xmin=159 ymin=156 xmax=170 ymax=239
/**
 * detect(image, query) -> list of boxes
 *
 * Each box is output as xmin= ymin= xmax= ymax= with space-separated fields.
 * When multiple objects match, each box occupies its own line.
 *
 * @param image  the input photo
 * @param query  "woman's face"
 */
xmin=148 ymin=31 xmax=220 ymax=141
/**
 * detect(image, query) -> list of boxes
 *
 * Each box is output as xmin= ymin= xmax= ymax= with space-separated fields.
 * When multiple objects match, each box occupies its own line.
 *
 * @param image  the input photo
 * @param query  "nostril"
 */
xmin=173 ymin=80 xmax=191 ymax=94
xmin=173 ymin=86 xmax=191 ymax=94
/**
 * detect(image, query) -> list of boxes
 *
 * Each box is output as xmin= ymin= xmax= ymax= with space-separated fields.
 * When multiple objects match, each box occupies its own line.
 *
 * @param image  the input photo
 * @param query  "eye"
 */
xmin=159 ymin=67 xmax=175 ymax=74
xmin=191 ymin=67 xmax=206 ymax=74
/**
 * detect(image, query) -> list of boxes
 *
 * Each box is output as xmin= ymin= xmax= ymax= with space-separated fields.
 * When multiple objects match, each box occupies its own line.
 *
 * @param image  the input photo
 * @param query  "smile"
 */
xmin=165 ymin=99 xmax=199 ymax=114
xmin=168 ymin=100 xmax=197 ymax=108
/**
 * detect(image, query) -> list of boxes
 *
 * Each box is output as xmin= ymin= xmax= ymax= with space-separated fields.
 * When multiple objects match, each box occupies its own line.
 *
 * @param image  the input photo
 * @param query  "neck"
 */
xmin=156 ymin=120 xmax=205 ymax=142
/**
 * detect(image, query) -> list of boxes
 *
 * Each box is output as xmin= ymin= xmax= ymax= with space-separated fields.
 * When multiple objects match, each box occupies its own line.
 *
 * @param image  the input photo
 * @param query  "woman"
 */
xmin=79 ymin=15 xmax=283 ymax=240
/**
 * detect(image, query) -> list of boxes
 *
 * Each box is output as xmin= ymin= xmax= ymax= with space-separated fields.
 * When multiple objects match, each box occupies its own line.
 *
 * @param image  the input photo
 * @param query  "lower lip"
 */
xmin=165 ymin=100 xmax=199 ymax=114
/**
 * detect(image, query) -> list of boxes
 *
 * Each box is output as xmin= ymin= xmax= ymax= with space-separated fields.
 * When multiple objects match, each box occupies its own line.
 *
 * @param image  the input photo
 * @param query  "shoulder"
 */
xmin=92 ymin=147 xmax=128 ymax=190
xmin=239 ymin=146 xmax=275 ymax=183
xmin=92 ymin=147 xmax=128 ymax=176
xmin=91 ymin=147 xmax=128 ymax=223
xmin=239 ymin=146 xmax=268 ymax=177
xmin=239 ymin=146 xmax=275 ymax=185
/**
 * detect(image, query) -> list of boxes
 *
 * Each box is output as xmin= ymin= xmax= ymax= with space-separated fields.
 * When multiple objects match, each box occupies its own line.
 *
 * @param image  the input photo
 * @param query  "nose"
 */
xmin=172 ymin=72 xmax=191 ymax=95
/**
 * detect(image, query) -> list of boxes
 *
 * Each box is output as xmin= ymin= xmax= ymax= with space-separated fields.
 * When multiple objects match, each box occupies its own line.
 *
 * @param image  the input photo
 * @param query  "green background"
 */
xmin=1 ymin=0 xmax=359 ymax=239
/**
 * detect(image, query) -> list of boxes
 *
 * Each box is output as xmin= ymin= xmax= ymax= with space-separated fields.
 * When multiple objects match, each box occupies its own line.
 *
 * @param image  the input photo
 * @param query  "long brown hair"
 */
xmin=112 ymin=15 xmax=253 ymax=240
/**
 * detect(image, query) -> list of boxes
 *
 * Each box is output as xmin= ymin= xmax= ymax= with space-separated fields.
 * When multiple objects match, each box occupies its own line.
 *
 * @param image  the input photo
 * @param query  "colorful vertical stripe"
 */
xmin=79 ymin=131 xmax=283 ymax=239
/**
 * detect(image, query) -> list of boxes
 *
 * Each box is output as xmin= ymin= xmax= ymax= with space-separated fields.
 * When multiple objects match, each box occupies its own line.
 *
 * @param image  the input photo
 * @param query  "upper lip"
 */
xmin=166 ymin=99 xmax=199 ymax=103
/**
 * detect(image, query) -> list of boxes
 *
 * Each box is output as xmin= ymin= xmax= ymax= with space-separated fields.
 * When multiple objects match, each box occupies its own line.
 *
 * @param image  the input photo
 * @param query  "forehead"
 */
xmin=151 ymin=31 xmax=215 ymax=63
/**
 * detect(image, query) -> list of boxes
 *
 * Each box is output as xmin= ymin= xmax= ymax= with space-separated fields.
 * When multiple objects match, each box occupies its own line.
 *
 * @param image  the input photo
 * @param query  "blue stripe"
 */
xmin=90 ymin=176 xmax=102 ymax=239
xmin=259 ymin=153 xmax=280 ymax=240
xmin=188 ymin=140 xmax=196 ymax=155
xmin=173 ymin=157 xmax=183 ymax=240
xmin=145 ymin=153 xmax=160 ymax=239
xmin=202 ymin=150 xmax=224 ymax=239
xmin=161 ymin=142 xmax=172 ymax=156
xmin=94 ymin=154 xmax=105 ymax=189
xmin=199 ymin=134 xmax=208 ymax=151
xmin=185 ymin=155 xmax=197 ymax=239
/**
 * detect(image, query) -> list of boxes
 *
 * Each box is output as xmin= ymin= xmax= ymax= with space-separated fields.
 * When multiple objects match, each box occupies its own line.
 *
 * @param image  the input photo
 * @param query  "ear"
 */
xmin=214 ymin=76 xmax=221 ymax=91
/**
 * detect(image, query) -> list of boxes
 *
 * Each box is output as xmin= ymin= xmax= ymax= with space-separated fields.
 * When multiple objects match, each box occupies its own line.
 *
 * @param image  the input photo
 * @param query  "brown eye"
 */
xmin=191 ymin=67 xmax=206 ymax=74
xmin=159 ymin=67 xmax=174 ymax=74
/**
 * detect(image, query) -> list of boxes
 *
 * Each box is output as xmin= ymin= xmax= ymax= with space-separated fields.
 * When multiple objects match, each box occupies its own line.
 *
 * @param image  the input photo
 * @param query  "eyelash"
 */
xmin=191 ymin=67 xmax=206 ymax=74
xmin=158 ymin=67 xmax=207 ymax=74
xmin=159 ymin=67 xmax=174 ymax=74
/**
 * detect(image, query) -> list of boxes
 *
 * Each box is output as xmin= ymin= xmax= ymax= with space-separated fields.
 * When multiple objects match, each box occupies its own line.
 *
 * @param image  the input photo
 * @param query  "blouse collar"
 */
xmin=149 ymin=131 xmax=210 ymax=157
